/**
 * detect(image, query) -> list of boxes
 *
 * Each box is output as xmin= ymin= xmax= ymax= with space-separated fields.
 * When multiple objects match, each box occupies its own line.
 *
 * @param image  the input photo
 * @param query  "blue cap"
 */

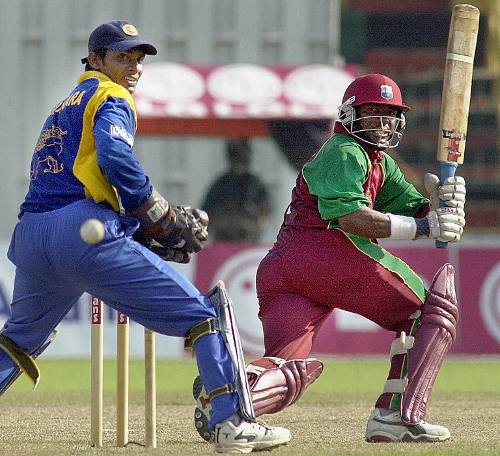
xmin=82 ymin=21 xmax=157 ymax=64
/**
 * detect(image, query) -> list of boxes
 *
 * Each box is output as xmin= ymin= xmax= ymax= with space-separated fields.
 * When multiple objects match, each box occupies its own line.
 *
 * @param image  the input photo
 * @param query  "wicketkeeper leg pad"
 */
xmin=247 ymin=357 xmax=324 ymax=416
xmin=0 ymin=330 xmax=58 ymax=395
xmin=185 ymin=281 xmax=255 ymax=421
xmin=401 ymin=263 xmax=458 ymax=424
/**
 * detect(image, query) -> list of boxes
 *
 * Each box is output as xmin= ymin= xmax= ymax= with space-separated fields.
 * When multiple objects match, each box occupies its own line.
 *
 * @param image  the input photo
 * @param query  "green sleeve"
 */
xmin=303 ymin=134 xmax=370 ymax=222
xmin=374 ymin=153 xmax=429 ymax=216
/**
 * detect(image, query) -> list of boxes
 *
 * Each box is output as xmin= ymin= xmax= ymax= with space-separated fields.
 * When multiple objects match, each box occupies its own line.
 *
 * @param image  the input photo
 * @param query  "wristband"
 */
xmin=415 ymin=217 xmax=430 ymax=238
xmin=387 ymin=213 xmax=417 ymax=240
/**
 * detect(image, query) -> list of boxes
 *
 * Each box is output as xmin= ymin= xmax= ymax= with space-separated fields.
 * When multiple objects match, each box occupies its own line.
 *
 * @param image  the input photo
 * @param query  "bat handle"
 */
xmin=435 ymin=162 xmax=458 ymax=249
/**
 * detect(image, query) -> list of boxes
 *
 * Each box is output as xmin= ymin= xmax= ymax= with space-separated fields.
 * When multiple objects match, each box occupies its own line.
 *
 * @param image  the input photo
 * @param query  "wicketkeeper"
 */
xmin=193 ymin=74 xmax=465 ymax=444
xmin=0 ymin=21 xmax=291 ymax=454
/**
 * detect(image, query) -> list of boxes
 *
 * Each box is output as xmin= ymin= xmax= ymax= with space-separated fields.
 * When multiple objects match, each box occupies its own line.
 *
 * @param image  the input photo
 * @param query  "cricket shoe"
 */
xmin=193 ymin=375 xmax=215 ymax=442
xmin=365 ymin=408 xmax=451 ymax=442
xmin=214 ymin=414 xmax=291 ymax=453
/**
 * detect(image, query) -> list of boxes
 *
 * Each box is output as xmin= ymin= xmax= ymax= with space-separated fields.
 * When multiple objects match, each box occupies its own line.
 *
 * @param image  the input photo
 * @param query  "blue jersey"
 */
xmin=20 ymin=71 xmax=152 ymax=216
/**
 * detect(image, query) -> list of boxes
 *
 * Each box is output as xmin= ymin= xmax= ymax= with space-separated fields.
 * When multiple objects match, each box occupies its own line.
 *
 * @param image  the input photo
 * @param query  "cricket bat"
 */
xmin=436 ymin=3 xmax=479 ymax=248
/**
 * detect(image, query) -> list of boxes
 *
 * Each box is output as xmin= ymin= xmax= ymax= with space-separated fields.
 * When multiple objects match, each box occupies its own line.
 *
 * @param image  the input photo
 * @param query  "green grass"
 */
xmin=3 ymin=356 xmax=500 ymax=455
xmin=12 ymin=356 xmax=500 ymax=394
xmin=11 ymin=358 xmax=200 ymax=393
xmin=311 ymin=357 xmax=500 ymax=393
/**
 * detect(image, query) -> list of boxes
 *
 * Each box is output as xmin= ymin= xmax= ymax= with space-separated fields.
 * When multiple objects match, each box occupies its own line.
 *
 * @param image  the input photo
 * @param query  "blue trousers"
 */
xmin=0 ymin=199 xmax=238 ymax=428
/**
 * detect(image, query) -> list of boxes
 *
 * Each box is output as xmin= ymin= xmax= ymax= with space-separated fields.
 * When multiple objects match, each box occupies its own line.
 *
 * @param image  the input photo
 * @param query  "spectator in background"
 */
xmin=202 ymin=139 xmax=271 ymax=242
xmin=268 ymin=120 xmax=332 ymax=171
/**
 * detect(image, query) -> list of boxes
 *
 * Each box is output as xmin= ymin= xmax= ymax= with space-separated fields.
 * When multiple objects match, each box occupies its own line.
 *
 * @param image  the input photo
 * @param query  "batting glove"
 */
xmin=416 ymin=207 xmax=466 ymax=242
xmin=424 ymin=173 xmax=466 ymax=210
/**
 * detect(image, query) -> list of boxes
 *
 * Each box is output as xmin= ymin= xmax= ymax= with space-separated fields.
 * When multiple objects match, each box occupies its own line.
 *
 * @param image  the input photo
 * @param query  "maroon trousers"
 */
xmin=256 ymin=227 xmax=423 ymax=409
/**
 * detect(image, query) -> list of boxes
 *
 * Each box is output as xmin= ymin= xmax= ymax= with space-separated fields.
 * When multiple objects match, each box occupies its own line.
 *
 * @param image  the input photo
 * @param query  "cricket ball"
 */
xmin=80 ymin=219 xmax=105 ymax=245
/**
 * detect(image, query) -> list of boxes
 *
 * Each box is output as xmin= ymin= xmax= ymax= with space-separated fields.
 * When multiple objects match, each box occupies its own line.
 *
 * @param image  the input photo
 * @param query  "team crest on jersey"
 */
xmin=380 ymin=84 xmax=393 ymax=100
xmin=31 ymin=125 xmax=68 ymax=180
xmin=35 ymin=125 xmax=67 ymax=153
xmin=122 ymin=24 xmax=138 ymax=36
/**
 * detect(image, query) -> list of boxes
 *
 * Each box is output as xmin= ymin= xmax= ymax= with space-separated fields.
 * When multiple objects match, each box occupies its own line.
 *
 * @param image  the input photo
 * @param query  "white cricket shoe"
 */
xmin=193 ymin=375 xmax=214 ymax=442
xmin=214 ymin=414 xmax=291 ymax=453
xmin=365 ymin=408 xmax=451 ymax=442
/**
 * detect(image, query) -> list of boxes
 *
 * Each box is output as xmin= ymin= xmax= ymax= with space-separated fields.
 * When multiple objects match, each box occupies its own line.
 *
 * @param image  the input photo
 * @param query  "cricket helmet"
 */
xmin=338 ymin=74 xmax=410 ymax=148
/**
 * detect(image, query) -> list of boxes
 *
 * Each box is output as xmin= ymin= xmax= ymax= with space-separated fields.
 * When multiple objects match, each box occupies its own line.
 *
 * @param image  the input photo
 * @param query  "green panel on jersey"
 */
xmin=345 ymin=232 xmax=426 ymax=302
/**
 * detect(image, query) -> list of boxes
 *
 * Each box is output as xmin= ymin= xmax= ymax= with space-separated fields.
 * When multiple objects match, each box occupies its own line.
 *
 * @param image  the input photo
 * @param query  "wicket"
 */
xmin=90 ymin=296 xmax=157 ymax=448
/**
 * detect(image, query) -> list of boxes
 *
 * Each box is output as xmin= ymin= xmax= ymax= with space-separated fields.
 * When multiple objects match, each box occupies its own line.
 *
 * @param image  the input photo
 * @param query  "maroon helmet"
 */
xmin=342 ymin=74 xmax=410 ymax=111
xmin=338 ymin=74 xmax=410 ymax=148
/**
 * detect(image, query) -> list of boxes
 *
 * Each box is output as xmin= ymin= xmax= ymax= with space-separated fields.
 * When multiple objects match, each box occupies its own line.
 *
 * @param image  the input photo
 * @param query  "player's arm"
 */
xmin=339 ymin=197 xmax=466 ymax=244
xmin=338 ymin=207 xmax=391 ymax=239
xmin=310 ymin=143 xmax=465 ymax=241
xmin=93 ymin=98 xmax=208 ymax=258
xmin=305 ymin=138 xmax=397 ymax=240
xmin=373 ymin=155 xmax=466 ymax=242
xmin=338 ymin=175 xmax=466 ymax=242
xmin=338 ymin=200 xmax=465 ymax=242
xmin=93 ymin=97 xmax=152 ymax=210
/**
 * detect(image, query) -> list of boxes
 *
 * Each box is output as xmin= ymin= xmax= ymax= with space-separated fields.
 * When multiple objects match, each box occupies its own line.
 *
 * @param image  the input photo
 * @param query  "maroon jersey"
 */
xmin=281 ymin=124 xmax=428 ymax=232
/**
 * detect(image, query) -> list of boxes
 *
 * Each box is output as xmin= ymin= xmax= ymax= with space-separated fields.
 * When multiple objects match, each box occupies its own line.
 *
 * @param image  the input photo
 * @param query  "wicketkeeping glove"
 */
xmin=133 ymin=206 xmax=209 ymax=264
xmin=129 ymin=188 xmax=209 ymax=263
xmin=170 ymin=205 xmax=209 ymax=253
xmin=134 ymin=234 xmax=193 ymax=264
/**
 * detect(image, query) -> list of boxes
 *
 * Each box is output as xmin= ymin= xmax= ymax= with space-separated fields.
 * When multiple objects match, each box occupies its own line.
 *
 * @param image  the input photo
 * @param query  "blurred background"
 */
xmin=0 ymin=0 xmax=498 ymax=358
xmin=0 ymin=0 xmax=498 ymax=241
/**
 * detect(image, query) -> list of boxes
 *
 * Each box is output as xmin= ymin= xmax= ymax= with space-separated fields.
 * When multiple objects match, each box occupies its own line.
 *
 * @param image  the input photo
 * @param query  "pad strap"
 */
xmin=208 ymin=384 xmax=236 ymax=401
xmin=383 ymin=378 xmax=408 ymax=394
xmin=184 ymin=318 xmax=220 ymax=349
xmin=0 ymin=334 xmax=40 ymax=388
xmin=390 ymin=331 xmax=415 ymax=357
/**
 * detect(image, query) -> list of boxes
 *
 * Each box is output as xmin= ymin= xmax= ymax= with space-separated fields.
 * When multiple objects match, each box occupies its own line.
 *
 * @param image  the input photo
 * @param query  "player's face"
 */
xmin=91 ymin=48 xmax=146 ymax=94
xmin=356 ymin=104 xmax=401 ymax=145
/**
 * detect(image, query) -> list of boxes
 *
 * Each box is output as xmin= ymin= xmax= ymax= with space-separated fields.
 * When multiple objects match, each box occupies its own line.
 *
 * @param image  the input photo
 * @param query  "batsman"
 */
xmin=194 ymin=73 xmax=466 ymax=443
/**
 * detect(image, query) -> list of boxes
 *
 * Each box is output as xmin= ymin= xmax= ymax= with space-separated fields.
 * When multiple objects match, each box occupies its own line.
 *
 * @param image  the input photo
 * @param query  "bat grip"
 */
xmin=435 ymin=162 xmax=458 ymax=249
